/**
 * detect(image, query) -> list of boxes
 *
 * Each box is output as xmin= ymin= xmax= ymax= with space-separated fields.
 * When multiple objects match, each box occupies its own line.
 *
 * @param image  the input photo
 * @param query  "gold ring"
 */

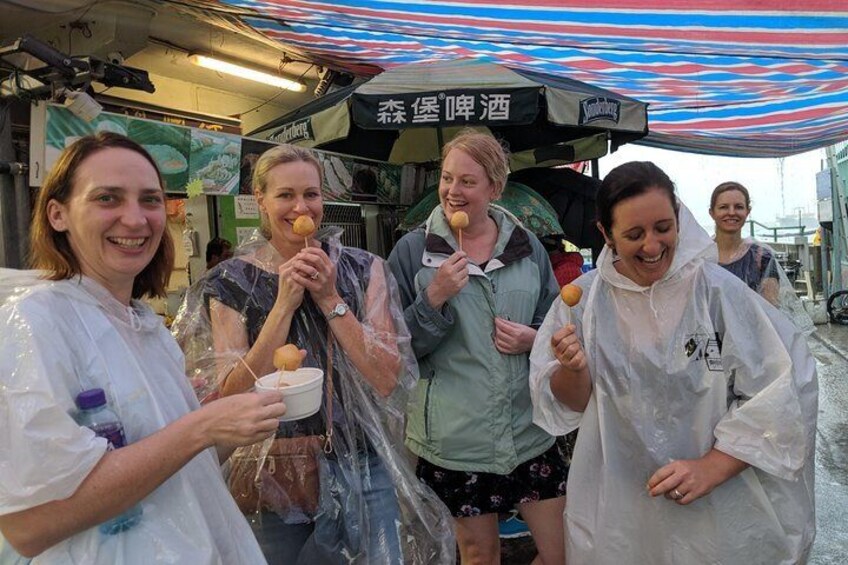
xmin=310 ymin=271 xmax=319 ymax=280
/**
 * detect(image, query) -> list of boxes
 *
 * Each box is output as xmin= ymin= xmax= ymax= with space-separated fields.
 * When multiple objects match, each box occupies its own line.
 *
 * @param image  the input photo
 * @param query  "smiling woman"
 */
xmin=0 ymin=132 xmax=286 ymax=563
xmin=709 ymin=180 xmax=814 ymax=333
xmin=388 ymin=130 xmax=566 ymax=565
xmin=529 ymin=161 xmax=818 ymax=564
xmin=173 ymin=143 xmax=454 ymax=564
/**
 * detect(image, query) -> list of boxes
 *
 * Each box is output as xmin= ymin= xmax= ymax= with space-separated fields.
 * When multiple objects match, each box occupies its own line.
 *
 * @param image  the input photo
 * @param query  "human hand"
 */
xmin=291 ymin=247 xmax=340 ymax=310
xmin=425 ymin=252 xmax=468 ymax=309
xmin=550 ymin=324 xmax=586 ymax=371
xmin=200 ymin=390 xmax=286 ymax=449
xmin=494 ymin=318 xmax=537 ymax=354
xmin=647 ymin=449 xmax=748 ymax=505
xmin=276 ymin=259 xmax=306 ymax=312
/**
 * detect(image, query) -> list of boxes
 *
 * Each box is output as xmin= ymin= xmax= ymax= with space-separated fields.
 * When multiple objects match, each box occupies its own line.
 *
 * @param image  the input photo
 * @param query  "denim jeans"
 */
xmin=250 ymin=454 xmax=403 ymax=564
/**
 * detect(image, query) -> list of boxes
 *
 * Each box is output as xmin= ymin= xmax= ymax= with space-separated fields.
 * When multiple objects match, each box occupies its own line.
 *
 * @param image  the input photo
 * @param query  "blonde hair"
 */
xmin=442 ymin=129 xmax=509 ymax=198
xmin=253 ymin=144 xmax=323 ymax=194
xmin=252 ymin=144 xmax=324 ymax=238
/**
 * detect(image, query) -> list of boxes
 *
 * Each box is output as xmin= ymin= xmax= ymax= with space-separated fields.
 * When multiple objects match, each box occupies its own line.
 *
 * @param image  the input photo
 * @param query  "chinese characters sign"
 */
xmin=352 ymin=88 xmax=538 ymax=129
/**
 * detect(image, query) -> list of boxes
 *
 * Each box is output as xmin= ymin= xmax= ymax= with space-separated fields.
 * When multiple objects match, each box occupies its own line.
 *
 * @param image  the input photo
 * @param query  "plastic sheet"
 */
xmin=172 ymin=227 xmax=455 ymax=565
xmin=0 ymin=271 xmax=266 ymax=564
xmin=720 ymin=238 xmax=815 ymax=335
xmin=529 ymin=205 xmax=818 ymax=564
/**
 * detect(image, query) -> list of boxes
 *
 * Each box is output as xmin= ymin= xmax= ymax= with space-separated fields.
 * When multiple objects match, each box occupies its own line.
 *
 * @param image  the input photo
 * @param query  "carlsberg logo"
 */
xmin=275 ymin=119 xmax=312 ymax=143
xmin=579 ymin=97 xmax=620 ymax=124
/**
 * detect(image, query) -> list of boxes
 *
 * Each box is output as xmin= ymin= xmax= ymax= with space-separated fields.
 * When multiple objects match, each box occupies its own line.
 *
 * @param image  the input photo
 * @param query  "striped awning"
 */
xmin=222 ymin=0 xmax=848 ymax=157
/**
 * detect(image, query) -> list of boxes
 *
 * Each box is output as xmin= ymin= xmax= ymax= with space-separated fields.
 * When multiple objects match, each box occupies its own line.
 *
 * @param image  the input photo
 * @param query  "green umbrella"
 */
xmin=399 ymin=181 xmax=563 ymax=238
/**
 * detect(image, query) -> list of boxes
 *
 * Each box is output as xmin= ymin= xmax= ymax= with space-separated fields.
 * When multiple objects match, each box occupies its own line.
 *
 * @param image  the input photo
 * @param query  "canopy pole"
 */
xmin=436 ymin=127 xmax=444 ymax=158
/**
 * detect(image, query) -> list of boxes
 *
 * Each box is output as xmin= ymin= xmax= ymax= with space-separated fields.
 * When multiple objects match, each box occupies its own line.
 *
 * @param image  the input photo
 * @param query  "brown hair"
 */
xmin=710 ymin=181 xmax=751 ymax=211
xmin=29 ymin=132 xmax=174 ymax=299
xmin=597 ymin=161 xmax=679 ymax=233
xmin=442 ymin=129 xmax=509 ymax=199
xmin=252 ymin=144 xmax=324 ymax=238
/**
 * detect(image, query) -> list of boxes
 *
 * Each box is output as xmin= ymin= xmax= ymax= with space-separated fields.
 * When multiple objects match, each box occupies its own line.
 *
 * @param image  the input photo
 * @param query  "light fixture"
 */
xmin=188 ymin=54 xmax=306 ymax=93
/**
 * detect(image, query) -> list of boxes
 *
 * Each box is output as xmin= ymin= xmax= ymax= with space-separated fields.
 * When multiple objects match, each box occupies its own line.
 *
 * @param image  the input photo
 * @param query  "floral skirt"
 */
xmin=416 ymin=441 xmax=569 ymax=517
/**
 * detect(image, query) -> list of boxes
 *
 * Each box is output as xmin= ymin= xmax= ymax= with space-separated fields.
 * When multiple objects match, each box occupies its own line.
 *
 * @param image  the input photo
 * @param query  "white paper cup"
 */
xmin=256 ymin=368 xmax=324 ymax=421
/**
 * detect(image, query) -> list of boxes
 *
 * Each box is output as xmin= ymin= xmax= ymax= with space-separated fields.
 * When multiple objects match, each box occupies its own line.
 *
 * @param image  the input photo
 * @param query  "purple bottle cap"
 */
xmin=76 ymin=388 xmax=107 ymax=410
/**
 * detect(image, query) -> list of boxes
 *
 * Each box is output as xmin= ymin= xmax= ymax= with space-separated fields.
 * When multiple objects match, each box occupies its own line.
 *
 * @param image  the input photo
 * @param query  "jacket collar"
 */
xmin=422 ymin=206 xmax=533 ymax=273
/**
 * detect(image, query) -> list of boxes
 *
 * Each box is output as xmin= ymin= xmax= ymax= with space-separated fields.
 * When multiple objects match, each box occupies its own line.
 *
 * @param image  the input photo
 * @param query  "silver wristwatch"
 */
xmin=326 ymin=302 xmax=350 ymax=320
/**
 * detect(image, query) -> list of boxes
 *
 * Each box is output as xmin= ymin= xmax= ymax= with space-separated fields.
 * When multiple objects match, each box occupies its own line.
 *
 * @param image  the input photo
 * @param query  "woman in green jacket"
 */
xmin=388 ymin=131 xmax=566 ymax=565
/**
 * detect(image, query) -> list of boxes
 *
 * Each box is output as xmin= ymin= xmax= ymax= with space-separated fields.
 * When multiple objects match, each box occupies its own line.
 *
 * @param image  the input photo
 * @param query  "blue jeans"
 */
xmin=250 ymin=454 xmax=403 ymax=564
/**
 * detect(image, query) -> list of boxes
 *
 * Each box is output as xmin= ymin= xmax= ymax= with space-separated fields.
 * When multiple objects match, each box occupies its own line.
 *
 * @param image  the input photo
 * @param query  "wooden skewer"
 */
xmin=237 ymin=356 xmax=260 ymax=382
xmin=458 ymin=229 xmax=463 ymax=252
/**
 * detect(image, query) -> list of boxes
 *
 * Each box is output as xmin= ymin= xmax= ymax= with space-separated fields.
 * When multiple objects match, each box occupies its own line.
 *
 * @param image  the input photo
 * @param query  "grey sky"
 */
xmin=599 ymin=145 xmax=824 ymax=234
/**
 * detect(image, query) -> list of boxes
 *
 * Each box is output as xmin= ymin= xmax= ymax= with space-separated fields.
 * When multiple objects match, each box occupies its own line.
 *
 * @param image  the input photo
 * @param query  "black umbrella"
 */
xmin=509 ymin=167 xmax=604 ymax=258
xmin=250 ymin=59 xmax=648 ymax=169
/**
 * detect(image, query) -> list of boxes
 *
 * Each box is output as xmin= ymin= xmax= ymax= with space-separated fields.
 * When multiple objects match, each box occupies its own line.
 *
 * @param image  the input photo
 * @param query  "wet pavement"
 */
xmin=502 ymin=323 xmax=848 ymax=565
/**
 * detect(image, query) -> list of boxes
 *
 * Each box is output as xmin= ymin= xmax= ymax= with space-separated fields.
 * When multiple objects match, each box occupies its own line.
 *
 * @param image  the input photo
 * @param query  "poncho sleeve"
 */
xmin=529 ymin=277 xmax=592 ymax=435
xmin=0 ymin=293 xmax=107 ymax=514
xmin=709 ymin=266 xmax=817 ymax=481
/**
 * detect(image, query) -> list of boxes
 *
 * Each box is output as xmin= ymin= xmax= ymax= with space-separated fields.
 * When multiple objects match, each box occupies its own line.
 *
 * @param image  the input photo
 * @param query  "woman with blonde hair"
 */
xmin=174 ymin=144 xmax=453 ymax=564
xmin=389 ymin=131 xmax=566 ymax=565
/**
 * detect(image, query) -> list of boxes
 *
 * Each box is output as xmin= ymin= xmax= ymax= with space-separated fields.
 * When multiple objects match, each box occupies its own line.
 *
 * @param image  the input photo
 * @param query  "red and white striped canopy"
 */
xmin=219 ymin=0 xmax=848 ymax=157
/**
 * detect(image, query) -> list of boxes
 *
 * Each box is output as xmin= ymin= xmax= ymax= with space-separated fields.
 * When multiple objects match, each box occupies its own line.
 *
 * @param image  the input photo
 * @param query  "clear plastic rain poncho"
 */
xmin=529 ymin=205 xmax=818 ymax=564
xmin=719 ymin=237 xmax=815 ymax=335
xmin=172 ymin=226 xmax=455 ymax=565
xmin=0 ymin=270 xmax=266 ymax=564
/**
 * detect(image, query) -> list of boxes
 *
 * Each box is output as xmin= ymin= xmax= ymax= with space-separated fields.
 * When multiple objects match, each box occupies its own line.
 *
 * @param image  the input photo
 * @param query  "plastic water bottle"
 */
xmin=74 ymin=388 xmax=143 ymax=535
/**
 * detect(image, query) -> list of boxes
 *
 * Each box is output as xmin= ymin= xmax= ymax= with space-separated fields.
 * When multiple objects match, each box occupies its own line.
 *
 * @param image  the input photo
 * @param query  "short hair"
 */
xmin=597 ymin=161 xmax=679 ymax=233
xmin=252 ymin=144 xmax=323 ymax=239
xmin=205 ymin=237 xmax=232 ymax=263
xmin=710 ymin=181 xmax=751 ymax=211
xmin=29 ymin=132 xmax=174 ymax=299
xmin=442 ymin=129 xmax=509 ymax=199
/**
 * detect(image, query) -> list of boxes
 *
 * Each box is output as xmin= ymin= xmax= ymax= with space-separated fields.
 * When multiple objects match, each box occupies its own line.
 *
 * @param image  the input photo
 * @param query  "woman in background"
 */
xmin=710 ymin=181 xmax=814 ymax=333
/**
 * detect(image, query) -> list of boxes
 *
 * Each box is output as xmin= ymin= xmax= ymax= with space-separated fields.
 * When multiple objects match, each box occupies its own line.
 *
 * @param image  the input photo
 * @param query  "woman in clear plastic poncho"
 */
xmin=172 ymin=145 xmax=453 ymax=564
xmin=529 ymin=161 xmax=817 ymax=564
xmin=710 ymin=181 xmax=814 ymax=334
xmin=0 ymin=133 xmax=284 ymax=564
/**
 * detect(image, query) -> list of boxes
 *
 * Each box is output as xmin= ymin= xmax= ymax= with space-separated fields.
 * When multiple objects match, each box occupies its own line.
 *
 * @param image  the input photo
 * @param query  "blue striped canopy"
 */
xmin=222 ymin=0 xmax=848 ymax=157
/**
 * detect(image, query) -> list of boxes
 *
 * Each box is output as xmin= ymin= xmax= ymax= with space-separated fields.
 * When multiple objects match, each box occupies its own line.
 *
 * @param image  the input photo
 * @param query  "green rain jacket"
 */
xmin=388 ymin=207 xmax=559 ymax=473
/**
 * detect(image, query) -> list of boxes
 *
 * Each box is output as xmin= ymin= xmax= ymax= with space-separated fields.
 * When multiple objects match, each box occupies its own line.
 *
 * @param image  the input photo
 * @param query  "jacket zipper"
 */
xmin=423 ymin=377 xmax=432 ymax=439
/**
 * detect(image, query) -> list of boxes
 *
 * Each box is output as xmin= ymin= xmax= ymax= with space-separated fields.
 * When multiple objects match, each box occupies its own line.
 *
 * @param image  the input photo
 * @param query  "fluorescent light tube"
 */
xmin=189 ymin=54 xmax=306 ymax=92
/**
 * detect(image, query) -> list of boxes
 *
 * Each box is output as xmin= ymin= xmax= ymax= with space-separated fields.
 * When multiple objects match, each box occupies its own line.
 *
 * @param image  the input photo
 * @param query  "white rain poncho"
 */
xmin=719 ymin=237 xmax=815 ymax=335
xmin=529 ymin=206 xmax=818 ymax=564
xmin=0 ymin=271 xmax=266 ymax=564
xmin=171 ymin=227 xmax=455 ymax=565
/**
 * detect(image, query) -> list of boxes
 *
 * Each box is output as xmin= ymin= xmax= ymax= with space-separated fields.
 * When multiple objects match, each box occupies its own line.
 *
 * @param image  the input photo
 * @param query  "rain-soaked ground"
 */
xmin=502 ymin=323 xmax=848 ymax=564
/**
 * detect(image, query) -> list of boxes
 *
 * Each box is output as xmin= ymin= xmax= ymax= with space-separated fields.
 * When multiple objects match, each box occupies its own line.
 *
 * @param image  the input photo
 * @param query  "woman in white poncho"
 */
xmin=529 ymin=161 xmax=817 ymax=564
xmin=0 ymin=133 xmax=283 ymax=563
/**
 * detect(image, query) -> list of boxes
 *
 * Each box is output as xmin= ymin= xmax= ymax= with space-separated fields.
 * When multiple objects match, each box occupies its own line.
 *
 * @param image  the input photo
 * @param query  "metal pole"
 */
xmin=0 ymin=101 xmax=20 ymax=268
xmin=13 ymin=164 xmax=30 ymax=266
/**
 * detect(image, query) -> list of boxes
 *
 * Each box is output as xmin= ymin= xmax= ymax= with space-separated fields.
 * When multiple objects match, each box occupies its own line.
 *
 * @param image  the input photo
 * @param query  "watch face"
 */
xmin=329 ymin=303 xmax=349 ymax=318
